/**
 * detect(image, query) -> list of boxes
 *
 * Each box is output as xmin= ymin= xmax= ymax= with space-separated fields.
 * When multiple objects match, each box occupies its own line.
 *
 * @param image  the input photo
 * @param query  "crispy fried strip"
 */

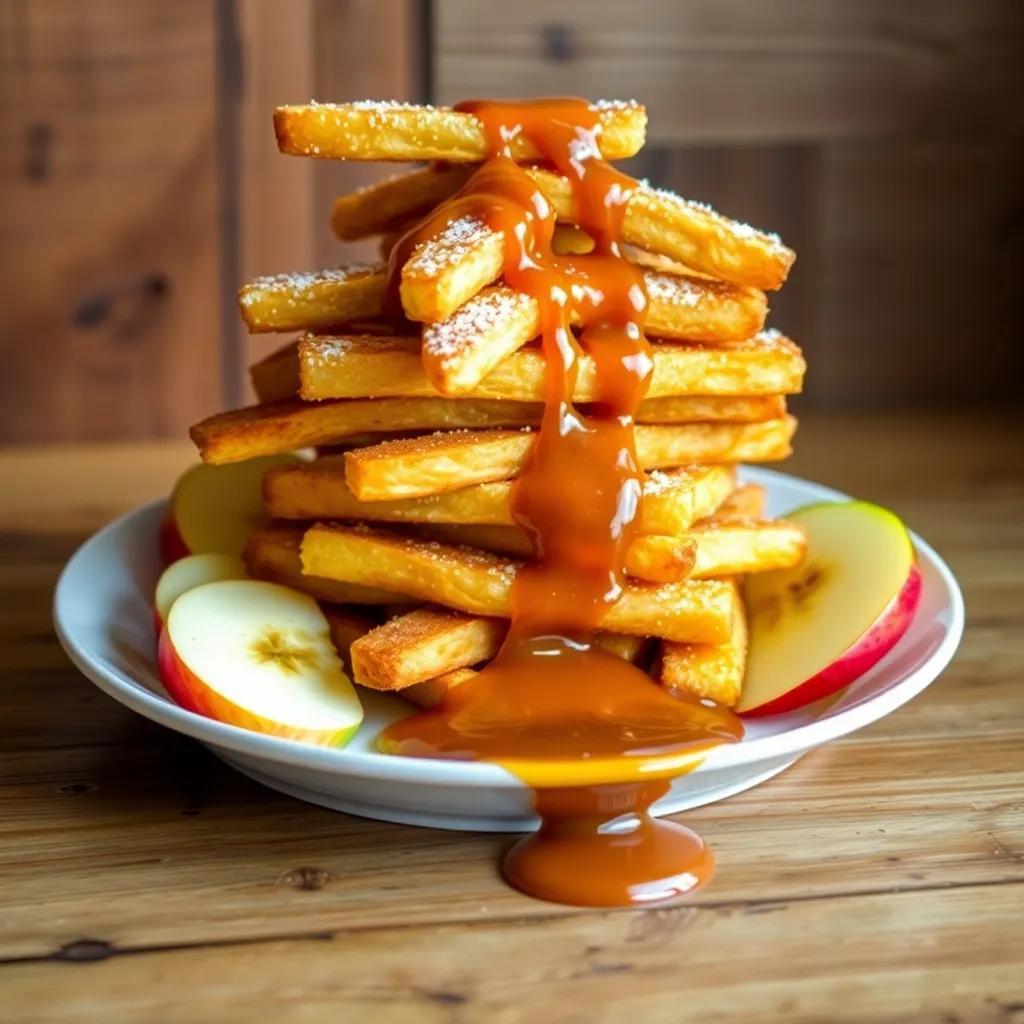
xmin=716 ymin=483 xmax=766 ymax=520
xmin=239 ymin=264 xmax=385 ymax=334
xmin=321 ymin=160 xmax=793 ymax=289
xmin=400 ymin=217 xmax=505 ymax=322
xmin=352 ymin=606 xmax=648 ymax=691
xmin=659 ymin=584 xmax=748 ymax=707
xmin=267 ymin=461 xmax=735 ymax=535
xmin=350 ymin=607 xmax=504 ymax=689
xmin=301 ymin=523 xmax=734 ymax=644
xmin=299 ymin=331 xmax=805 ymax=401
xmin=239 ymin=257 xmax=765 ymax=345
xmin=343 ymin=420 xmax=794 ymax=501
xmin=688 ymin=518 xmax=806 ymax=579
xmin=190 ymin=396 xmax=541 ymax=465
xmin=525 ymin=167 xmax=795 ymax=290
xmin=275 ymin=100 xmax=646 ymax=163
xmin=413 ymin=523 xmax=694 ymax=584
xmin=331 ymin=165 xmax=474 ymax=240
xmin=414 ymin=512 xmax=804 ymax=584
xmin=243 ymin=525 xmax=398 ymax=604
xmin=420 ymin=276 xmax=766 ymax=392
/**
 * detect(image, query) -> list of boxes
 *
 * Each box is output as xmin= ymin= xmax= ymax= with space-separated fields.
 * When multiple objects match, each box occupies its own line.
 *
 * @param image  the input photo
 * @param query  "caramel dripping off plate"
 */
xmin=378 ymin=98 xmax=744 ymax=906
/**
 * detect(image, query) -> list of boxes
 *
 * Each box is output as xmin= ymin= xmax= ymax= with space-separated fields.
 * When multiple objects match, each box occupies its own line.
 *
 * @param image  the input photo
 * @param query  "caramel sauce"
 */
xmin=380 ymin=98 xmax=743 ymax=905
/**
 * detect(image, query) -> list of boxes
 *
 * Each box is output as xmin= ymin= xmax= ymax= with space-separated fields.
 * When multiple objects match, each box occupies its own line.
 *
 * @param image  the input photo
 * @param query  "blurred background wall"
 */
xmin=1 ymin=0 xmax=1021 ymax=442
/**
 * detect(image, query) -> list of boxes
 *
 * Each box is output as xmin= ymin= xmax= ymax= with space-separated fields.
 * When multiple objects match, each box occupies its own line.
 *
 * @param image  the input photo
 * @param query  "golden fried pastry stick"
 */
xmin=410 ymin=523 xmax=694 ymax=584
xmin=400 ymin=230 xmax=770 ymax=325
xmin=332 ymin=165 xmax=474 ymax=240
xmin=266 ymin=461 xmax=735 ymax=536
xmin=326 ymin=163 xmax=793 ymax=289
xmin=343 ymin=419 xmax=795 ymax=501
xmin=659 ymin=583 xmax=748 ymax=707
xmin=196 ymin=389 xmax=798 ymax=473
xmin=418 ymin=277 xmax=766 ymax=392
xmin=527 ymin=168 xmax=794 ymax=290
xmin=237 ymin=257 xmax=766 ymax=347
xmin=414 ymin=508 xmax=805 ymax=585
xmin=350 ymin=607 xmax=505 ymax=690
xmin=239 ymin=264 xmax=386 ymax=334
xmin=295 ymin=331 xmax=805 ymax=402
xmin=301 ymin=523 xmax=735 ymax=645
xmin=243 ymin=525 xmax=399 ymax=604
xmin=274 ymin=100 xmax=647 ymax=163
xmin=350 ymin=606 xmax=648 ymax=691
xmin=191 ymin=396 xmax=542 ymax=464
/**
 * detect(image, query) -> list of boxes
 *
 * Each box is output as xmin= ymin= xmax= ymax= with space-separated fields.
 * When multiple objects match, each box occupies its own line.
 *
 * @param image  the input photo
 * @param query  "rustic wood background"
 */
xmin=1 ymin=0 xmax=1021 ymax=442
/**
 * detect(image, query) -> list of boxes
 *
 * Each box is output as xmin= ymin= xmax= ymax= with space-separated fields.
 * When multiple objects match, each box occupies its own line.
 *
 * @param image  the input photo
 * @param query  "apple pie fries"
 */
xmin=191 ymin=99 xmax=808 ymax=709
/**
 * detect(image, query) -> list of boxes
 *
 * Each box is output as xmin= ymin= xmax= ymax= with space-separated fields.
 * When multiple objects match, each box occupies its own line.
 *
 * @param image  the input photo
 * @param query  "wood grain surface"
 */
xmin=1 ymin=412 xmax=1022 ymax=1023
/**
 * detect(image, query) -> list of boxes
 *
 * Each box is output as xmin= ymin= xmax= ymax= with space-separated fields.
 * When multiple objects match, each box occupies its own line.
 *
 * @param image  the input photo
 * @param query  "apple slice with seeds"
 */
xmin=738 ymin=501 xmax=921 ymax=717
xmin=159 ymin=579 xmax=363 ymax=746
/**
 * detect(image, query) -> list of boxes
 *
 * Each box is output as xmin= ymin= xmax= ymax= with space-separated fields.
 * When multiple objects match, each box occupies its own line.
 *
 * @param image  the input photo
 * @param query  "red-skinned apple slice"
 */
xmin=738 ymin=501 xmax=922 ymax=717
xmin=153 ymin=553 xmax=248 ymax=633
xmin=161 ymin=455 xmax=301 ymax=564
xmin=159 ymin=579 xmax=363 ymax=746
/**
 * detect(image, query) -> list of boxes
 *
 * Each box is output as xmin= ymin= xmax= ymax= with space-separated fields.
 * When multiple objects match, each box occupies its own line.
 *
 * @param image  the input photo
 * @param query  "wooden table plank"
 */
xmin=4 ymin=885 xmax=1023 ymax=1024
xmin=0 ymin=413 xmax=1021 ymax=1019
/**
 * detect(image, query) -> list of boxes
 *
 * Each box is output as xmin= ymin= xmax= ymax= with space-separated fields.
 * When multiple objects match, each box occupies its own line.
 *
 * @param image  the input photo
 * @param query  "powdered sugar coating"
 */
xmin=644 ymin=271 xmax=704 ymax=309
xmin=240 ymin=263 xmax=384 ymax=306
xmin=423 ymin=287 xmax=533 ymax=364
xmin=405 ymin=216 xmax=499 ymax=277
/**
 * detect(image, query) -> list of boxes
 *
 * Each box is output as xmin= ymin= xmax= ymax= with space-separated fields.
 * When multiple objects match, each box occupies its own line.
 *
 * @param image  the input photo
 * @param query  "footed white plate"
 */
xmin=54 ymin=468 xmax=964 ymax=832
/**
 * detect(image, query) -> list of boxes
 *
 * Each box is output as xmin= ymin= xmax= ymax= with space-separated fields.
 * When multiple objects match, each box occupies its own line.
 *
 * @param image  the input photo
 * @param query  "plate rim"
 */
xmin=53 ymin=466 xmax=965 ymax=790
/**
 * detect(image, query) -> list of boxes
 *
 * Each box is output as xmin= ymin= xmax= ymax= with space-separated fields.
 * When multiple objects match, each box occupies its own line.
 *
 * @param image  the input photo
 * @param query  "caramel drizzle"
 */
xmin=388 ymin=98 xmax=651 ymax=644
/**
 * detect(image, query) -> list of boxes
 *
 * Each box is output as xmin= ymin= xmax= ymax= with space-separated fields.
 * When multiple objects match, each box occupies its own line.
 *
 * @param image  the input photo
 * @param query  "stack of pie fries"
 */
xmin=190 ymin=99 xmax=806 ymax=711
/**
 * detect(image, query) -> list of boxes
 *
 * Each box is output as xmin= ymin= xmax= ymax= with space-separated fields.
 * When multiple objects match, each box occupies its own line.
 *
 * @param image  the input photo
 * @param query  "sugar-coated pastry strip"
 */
xmin=238 ymin=264 xmax=386 ymax=334
xmin=343 ymin=419 xmax=795 ymax=500
xmin=659 ymin=583 xmax=748 ymax=707
xmin=190 ymin=396 xmax=542 ymax=465
xmin=266 ymin=460 xmax=736 ymax=537
xmin=351 ymin=606 xmax=648 ymax=691
xmin=274 ymin=100 xmax=646 ymax=163
xmin=413 ymin=523 xmax=695 ymax=585
xmin=525 ymin=167 xmax=795 ymax=290
xmin=242 ymin=525 xmax=399 ymax=604
xmin=298 ymin=331 xmax=806 ymax=401
xmin=300 ymin=523 xmax=735 ymax=645
xmin=331 ymin=165 xmax=474 ymax=240
xmin=421 ymin=276 xmax=767 ymax=393
xmin=413 ymin=504 xmax=804 ymax=584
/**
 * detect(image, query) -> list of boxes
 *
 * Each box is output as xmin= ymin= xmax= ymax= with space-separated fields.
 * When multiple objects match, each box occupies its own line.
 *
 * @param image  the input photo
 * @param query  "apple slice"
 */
xmin=153 ymin=553 xmax=248 ymax=633
xmin=159 ymin=579 xmax=363 ymax=746
xmin=738 ymin=501 xmax=922 ymax=717
xmin=161 ymin=455 xmax=301 ymax=564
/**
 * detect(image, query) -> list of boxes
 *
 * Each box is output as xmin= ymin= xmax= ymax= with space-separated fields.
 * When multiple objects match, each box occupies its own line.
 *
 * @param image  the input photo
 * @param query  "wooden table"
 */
xmin=2 ymin=413 xmax=1022 ymax=1023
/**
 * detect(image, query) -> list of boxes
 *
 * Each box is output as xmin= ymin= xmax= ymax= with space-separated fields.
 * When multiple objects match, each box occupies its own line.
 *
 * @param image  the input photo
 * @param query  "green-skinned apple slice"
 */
xmin=159 ymin=579 xmax=363 ymax=746
xmin=160 ymin=455 xmax=301 ymax=564
xmin=738 ymin=501 xmax=921 ymax=717
xmin=153 ymin=552 xmax=248 ymax=633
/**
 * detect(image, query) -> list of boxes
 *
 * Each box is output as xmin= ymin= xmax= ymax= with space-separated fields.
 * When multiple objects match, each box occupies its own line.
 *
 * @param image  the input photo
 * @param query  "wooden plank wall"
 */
xmin=435 ymin=0 xmax=1024 ymax=407
xmin=1 ymin=0 xmax=1020 ymax=440
xmin=0 ymin=0 xmax=420 ymax=442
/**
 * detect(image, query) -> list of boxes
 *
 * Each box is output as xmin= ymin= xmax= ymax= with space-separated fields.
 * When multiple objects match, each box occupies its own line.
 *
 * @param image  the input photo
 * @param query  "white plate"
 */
xmin=53 ymin=468 xmax=964 ymax=832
